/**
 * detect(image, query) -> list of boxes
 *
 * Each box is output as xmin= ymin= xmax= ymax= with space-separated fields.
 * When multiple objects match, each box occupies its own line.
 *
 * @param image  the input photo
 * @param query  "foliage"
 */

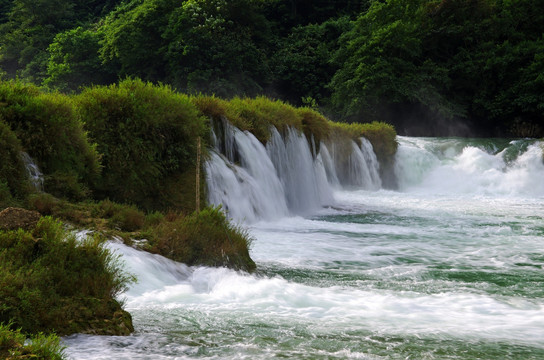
xmin=328 ymin=121 xmax=398 ymax=164
xmin=44 ymin=26 xmax=116 ymax=93
xmin=272 ymin=17 xmax=352 ymax=106
xmin=0 ymin=216 xmax=135 ymax=335
xmin=148 ymin=206 xmax=256 ymax=271
xmin=163 ymin=0 xmax=272 ymax=96
xmin=0 ymin=0 xmax=74 ymax=82
xmin=330 ymin=0 xmax=457 ymax=122
xmin=99 ymin=0 xmax=176 ymax=82
xmin=0 ymin=323 xmax=65 ymax=360
xmin=0 ymin=80 xmax=101 ymax=200
xmin=77 ymin=79 xmax=207 ymax=211
xmin=330 ymin=0 xmax=544 ymax=136
xmin=0 ymin=117 xmax=30 ymax=205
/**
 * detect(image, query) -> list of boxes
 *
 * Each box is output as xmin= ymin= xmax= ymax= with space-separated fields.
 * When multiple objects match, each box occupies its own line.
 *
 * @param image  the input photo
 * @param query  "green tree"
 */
xmin=272 ymin=17 xmax=352 ymax=106
xmin=163 ymin=0 xmax=272 ymax=97
xmin=99 ymin=0 xmax=176 ymax=82
xmin=44 ymin=27 xmax=116 ymax=92
xmin=331 ymin=0 xmax=456 ymax=124
xmin=0 ymin=0 xmax=76 ymax=82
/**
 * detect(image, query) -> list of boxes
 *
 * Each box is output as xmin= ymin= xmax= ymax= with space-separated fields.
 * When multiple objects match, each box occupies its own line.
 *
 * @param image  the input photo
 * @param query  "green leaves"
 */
xmin=77 ymin=79 xmax=207 ymax=210
xmin=0 ymin=217 xmax=135 ymax=335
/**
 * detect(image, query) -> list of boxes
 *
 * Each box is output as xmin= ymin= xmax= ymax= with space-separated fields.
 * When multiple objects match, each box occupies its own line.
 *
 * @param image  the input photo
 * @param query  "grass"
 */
xmin=328 ymin=121 xmax=398 ymax=164
xmin=23 ymin=193 xmax=256 ymax=271
xmin=0 ymin=323 xmax=65 ymax=360
xmin=0 ymin=118 xmax=30 ymax=206
xmin=0 ymin=217 xmax=135 ymax=336
xmin=0 ymin=80 xmax=100 ymax=201
xmin=77 ymin=78 xmax=207 ymax=211
xmin=145 ymin=206 xmax=256 ymax=271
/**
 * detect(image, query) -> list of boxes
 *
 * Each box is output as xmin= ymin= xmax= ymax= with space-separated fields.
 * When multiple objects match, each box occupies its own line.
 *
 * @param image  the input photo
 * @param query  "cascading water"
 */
xmin=394 ymin=136 xmax=544 ymax=196
xmin=206 ymin=121 xmax=382 ymax=222
xmin=20 ymin=152 xmax=44 ymax=191
xmin=65 ymin=135 xmax=544 ymax=360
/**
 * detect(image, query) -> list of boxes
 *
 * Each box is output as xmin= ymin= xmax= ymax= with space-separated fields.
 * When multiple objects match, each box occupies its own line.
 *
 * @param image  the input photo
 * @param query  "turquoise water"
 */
xmin=64 ymin=138 xmax=544 ymax=359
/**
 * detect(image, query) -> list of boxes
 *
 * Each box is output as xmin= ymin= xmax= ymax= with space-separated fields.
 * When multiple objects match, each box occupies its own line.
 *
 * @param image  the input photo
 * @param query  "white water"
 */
xmin=64 ymin=134 xmax=544 ymax=359
xmin=20 ymin=152 xmax=44 ymax=191
xmin=206 ymin=124 xmax=380 ymax=221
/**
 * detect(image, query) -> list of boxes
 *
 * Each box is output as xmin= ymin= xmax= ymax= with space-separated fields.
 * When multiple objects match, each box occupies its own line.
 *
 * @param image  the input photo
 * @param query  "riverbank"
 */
xmin=0 ymin=78 xmax=397 ymax=348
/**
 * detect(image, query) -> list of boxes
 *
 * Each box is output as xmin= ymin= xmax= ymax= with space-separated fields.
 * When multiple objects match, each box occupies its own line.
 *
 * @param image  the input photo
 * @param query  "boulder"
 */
xmin=0 ymin=207 xmax=41 ymax=230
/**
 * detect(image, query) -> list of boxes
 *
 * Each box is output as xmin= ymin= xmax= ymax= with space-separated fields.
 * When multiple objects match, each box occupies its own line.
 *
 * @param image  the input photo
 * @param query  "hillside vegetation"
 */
xmin=0 ymin=0 xmax=542 ymax=137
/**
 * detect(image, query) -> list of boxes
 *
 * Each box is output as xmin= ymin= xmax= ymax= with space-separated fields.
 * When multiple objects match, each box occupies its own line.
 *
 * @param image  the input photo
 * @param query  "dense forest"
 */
xmin=1 ymin=0 xmax=543 ymax=137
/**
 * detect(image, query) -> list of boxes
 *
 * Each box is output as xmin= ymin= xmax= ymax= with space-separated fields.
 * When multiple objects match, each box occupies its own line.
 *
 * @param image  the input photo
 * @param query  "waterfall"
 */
xmin=394 ymin=137 xmax=544 ymax=196
xmin=206 ymin=121 xmax=383 ymax=222
xmin=266 ymin=127 xmax=333 ymax=214
xmin=20 ymin=152 xmax=44 ymax=192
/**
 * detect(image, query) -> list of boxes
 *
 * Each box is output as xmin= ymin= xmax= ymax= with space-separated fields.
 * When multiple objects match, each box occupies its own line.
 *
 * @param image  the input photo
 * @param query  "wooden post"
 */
xmin=196 ymin=137 xmax=201 ymax=213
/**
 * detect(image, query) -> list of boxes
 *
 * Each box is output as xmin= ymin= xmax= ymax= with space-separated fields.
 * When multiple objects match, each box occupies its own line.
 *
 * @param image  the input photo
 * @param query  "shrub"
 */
xmin=297 ymin=107 xmax=330 ymax=155
xmin=0 ymin=217 xmax=135 ymax=335
xmin=77 ymin=79 xmax=207 ymax=211
xmin=224 ymin=96 xmax=303 ymax=143
xmin=148 ymin=207 xmax=255 ymax=271
xmin=0 ymin=118 xmax=30 ymax=205
xmin=0 ymin=80 xmax=100 ymax=200
xmin=26 ymin=193 xmax=60 ymax=215
xmin=328 ymin=121 xmax=398 ymax=164
xmin=109 ymin=205 xmax=145 ymax=232
xmin=0 ymin=323 xmax=65 ymax=360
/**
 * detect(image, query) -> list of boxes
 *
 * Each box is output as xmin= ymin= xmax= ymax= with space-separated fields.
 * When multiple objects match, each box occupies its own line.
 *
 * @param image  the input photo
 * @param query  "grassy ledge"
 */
xmin=0 ymin=217 xmax=135 ymax=336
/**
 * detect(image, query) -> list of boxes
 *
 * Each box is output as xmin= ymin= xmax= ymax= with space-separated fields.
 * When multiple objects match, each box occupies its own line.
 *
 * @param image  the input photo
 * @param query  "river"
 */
xmin=64 ymin=135 xmax=544 ymax=359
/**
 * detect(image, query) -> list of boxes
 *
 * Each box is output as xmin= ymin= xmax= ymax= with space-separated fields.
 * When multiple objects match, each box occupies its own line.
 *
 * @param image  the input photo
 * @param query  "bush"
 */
xmin=0 ymin=118 xmax=30 ymax=205
xmin=0 ymin=323 xmax=65 ymax=360
xmin=297 ymin=107 xmax=330 ymax=155
xmin=148 ymin=207 xmax=255 ymax=271
xmin=77 ymin=79 xmax=207 ymax=211
xmin=0 ymin=217 xmax=135 ymax=335
xmin=0 ymin=80 xmax=100 ymax=200
xmin=328 ymin=121 xmax=398 ymax=164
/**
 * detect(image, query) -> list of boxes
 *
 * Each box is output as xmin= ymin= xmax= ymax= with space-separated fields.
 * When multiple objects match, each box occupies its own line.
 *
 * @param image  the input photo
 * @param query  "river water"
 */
xmin=64 ymin=136 xmax=544 ymax=359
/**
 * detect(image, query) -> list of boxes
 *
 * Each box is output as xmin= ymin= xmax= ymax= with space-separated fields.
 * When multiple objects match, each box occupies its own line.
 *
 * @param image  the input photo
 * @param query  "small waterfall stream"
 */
xmin=20 ymin=152 xmax=44 ymax=192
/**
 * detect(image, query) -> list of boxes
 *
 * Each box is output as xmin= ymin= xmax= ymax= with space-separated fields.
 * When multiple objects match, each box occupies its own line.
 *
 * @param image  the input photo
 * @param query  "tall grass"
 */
xmin=0 ymin=217 xmax=135 ymax=335
xmin=77 ymin=79 xmax=207 ymax=211
xmin=147 ymin=207 xmax=256 ymax=271
xmin=0 ymin=118 xmax=30 ymax=207
xmin=0 ymin=81 xmax=100 ymax=200
xmin=0 ymin=323 xmax=65 ymax=360
xmin=328 ymin=121 xmax=398 ymax=164
xmin=0 ymin=81 xmax=100 ymax=199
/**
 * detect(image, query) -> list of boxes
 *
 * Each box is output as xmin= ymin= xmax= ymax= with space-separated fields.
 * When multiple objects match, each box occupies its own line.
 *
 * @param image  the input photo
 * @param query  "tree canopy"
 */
xmin=1 ymin=0 xmax=542 ymax=136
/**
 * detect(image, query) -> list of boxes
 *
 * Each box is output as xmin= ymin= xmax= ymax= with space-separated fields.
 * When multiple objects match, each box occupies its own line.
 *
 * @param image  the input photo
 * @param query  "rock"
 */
xmin=0 ymin=207 xmax=41 ymax=230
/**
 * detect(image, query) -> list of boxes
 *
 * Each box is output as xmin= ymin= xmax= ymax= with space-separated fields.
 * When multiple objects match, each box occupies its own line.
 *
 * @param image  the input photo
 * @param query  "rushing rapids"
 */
xmin=64 ymin=129 xmax=544 ymax=359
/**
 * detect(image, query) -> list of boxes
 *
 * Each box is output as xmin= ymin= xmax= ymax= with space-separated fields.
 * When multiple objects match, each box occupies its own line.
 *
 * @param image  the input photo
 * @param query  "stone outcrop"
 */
xmin=0 ymin=207 xmax=41 ymax=230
